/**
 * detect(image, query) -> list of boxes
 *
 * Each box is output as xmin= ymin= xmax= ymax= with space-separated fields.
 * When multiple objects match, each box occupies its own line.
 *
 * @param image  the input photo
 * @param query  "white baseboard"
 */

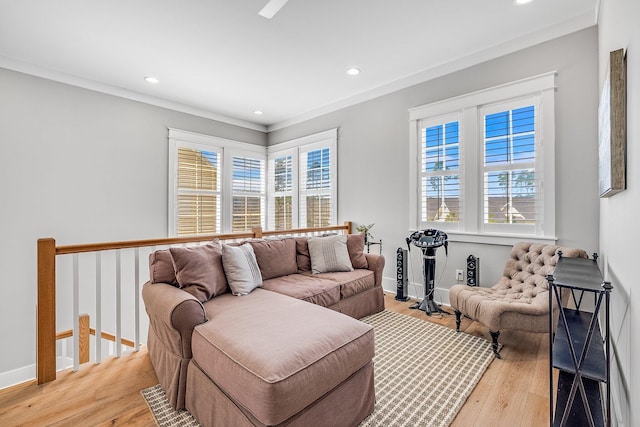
xmin=0 ymin=364 xmax=35 ymax=390
xmin=0 ymin=356 xmax=76 ymax=391
xmin=382 ymin=276 xmax=452 ymax=306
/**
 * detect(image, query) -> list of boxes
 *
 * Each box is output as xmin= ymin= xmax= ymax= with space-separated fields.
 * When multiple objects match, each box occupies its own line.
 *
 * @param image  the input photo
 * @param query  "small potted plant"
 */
xmin=356 ymin=223 xmax=375 ymax=245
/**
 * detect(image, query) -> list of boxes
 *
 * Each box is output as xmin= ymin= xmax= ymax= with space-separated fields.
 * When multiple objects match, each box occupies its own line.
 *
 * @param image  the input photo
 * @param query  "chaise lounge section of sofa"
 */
xmin=142 ymin=233 xmax=385 ymax=426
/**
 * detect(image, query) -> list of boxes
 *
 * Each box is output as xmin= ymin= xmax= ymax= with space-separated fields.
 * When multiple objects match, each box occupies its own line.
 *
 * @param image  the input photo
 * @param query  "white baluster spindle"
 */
xmin=95 ymin=251 xmax=102 ymax=364
xmin=73 ymin=253 xmax=80 ymax=371
xmin=115 ymin=249 xmax=122 ymax=357
xmin=134 ymin=248 xmax=140 ymax=351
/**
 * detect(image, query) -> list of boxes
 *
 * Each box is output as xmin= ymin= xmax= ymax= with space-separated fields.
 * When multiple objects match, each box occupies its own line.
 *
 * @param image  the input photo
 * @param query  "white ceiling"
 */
xmin=0 ymin=0 xmax=596 ymax=132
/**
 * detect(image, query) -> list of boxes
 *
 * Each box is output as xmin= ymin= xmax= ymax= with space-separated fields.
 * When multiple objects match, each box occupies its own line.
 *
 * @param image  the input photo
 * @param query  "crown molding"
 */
xmin=0 ymin=8 xmax=596 ymax=136
xmin=0 ymin=56 xmax=267 ymax=133
xmin=267 ymin=10 xmax=596 ymax=132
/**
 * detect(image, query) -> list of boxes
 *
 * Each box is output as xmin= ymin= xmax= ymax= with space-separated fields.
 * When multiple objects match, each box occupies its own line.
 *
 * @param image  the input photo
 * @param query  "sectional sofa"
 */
xmin=142 ymin=233 xmax=385 ymax=426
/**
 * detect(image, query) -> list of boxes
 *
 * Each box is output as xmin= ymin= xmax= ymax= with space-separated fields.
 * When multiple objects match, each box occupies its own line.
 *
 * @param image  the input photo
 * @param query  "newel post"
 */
xmin=252 ymin=226 xmax=263 ymax=238
xmin=344 ymin=221 xmax=352 ymax=234
xmin=37 ymin=238 xmax=57 ymax=384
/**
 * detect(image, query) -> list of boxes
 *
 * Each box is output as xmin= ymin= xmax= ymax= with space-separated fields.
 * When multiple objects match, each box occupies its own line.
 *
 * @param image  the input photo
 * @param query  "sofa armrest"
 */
xmin=142 ymin=281 xmax=207 ymax=359
xmin=365 ymin=253 xmax=385 ymax=286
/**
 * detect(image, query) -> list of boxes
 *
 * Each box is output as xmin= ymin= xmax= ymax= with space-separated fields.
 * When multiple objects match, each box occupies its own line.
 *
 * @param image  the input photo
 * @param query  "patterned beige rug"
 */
xmin=142 ymin=310 xmax=496 ymax=427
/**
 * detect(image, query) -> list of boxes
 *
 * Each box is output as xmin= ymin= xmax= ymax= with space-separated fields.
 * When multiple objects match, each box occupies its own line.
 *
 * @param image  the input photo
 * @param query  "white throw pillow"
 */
xmin=221 ymin=243 xmax=263 ymax=295
xmin=307 ymin=235 xmax=354 ymax=274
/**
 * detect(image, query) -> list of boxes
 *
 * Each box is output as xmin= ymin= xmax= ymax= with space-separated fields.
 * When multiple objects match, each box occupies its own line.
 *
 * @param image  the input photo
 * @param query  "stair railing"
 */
xmin=36 ymin=222 xmax=352 ymax=384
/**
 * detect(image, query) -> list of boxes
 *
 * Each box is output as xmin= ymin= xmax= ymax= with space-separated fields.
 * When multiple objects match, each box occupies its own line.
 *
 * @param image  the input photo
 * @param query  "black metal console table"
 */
xmin=547 ymin=253 xmax=612 ymax=427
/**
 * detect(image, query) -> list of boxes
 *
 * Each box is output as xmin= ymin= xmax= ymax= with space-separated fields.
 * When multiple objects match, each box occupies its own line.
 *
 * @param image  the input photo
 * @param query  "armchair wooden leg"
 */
xmin=454 ymin=310 xmax=461 ymax=332
xmin=489 ymin=330 xmax=502 ymax=359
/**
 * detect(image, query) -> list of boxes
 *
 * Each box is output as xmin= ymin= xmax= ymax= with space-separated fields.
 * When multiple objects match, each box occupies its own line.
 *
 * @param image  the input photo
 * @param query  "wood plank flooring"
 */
xmin=0 ymin=292 xmax=551 ymax=426
xmin=385 ymin=293 xmax=553 ymax=427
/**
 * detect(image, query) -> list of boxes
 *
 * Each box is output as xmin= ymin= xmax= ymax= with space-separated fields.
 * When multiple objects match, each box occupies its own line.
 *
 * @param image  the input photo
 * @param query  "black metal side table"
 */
xmin=366 ymin=239 xmax=382 ymax=254
xmin=547 ymin=253 xmax=612 ymax=427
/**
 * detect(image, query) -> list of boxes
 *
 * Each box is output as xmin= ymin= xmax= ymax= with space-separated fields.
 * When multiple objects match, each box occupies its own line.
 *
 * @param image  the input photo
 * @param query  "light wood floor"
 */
xmin=0 ymin=292 xmax=551 ymax=426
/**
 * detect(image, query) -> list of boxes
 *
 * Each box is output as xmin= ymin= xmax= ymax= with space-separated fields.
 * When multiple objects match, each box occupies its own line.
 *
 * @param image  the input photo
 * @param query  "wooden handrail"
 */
xmin=37 ymin=222 xmax=352 ymax=384
xmin=261 ymin=224 xmax=352 ymax=237
xmin=55 ymin=232 xmax=256 ymax=255
xmin=55 ymin=223 xmax=352 ymax=255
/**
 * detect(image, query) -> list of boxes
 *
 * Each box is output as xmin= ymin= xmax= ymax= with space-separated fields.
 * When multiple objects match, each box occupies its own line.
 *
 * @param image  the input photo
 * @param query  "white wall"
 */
xmin=598 ymin=0 xmax=640 ymax=425
xmin=269 ymin=27 xmax=600 ymax=304
xmin=0 ymin=68 xmax=266 ymax=387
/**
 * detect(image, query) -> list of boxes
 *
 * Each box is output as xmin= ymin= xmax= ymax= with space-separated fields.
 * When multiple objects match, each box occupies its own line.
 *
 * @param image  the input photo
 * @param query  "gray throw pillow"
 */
xmin=169 ymin=243 xmax=228 ymax=302
xmin=307 ymin=235 xmax=354 ymax=274
xmin=248 ymin=238 xmax=298 ymax=280
xmin=149 ymin=249 xmax=178 ymax=286
xmin=346 ymin=234 xmax=368 ymax=269
xmin=221 ymin=243 xmax=263 ymax=295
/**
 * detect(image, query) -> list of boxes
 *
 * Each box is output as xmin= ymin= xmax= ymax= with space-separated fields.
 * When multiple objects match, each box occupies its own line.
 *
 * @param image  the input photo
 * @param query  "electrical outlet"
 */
xmin=456 ymin=269 xmax=464 ymax=281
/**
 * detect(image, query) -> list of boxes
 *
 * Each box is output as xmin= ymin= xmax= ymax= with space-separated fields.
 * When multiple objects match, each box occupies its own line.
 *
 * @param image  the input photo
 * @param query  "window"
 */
xmin=169 ymin=129 xmax=265 ymax=236
xmin=300 ymin=146 xmax=333 ymax=227
xmin=419 ymin=115 xmax=461 ymax=225
xmin=231 ymin=155 xmax=265 ymax=232
xmin=267 ymin=129 xmax=337 ymax=229
xmin=482 ymin=103 xmax=536 ymax=232
xmin=170 ymin=128 xmax=337 ymax=236
xmin=268 ymin=154 xmax=294 ymax=230
xmin=175 ymin=147 xmax=221 ymax=235
xmin=409 ymin=73 xmax=556 ymax=243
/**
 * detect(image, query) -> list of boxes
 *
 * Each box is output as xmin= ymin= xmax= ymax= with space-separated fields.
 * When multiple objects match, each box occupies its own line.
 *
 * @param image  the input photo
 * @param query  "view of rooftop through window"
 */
xmin=422 ymin=121 xmax=460 ymax=223
xmin=303 ymin=148 xmax=332 ymax=228
xmin=232 ymin=156 xmax=265 ymax=232
xmin=483 ymin=105 xmax=536 ymax=224
xmin=272 ymin=155 xmax=293 ymax=230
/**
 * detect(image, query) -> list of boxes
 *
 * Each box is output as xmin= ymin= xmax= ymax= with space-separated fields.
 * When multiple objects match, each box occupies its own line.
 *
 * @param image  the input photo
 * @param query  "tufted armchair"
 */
xmin=449 ymin=242 xmax=588 ymax=358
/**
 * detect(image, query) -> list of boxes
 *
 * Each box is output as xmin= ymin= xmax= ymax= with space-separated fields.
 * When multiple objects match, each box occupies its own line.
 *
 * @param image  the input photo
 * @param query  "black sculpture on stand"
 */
xmin=407 ymin=229 xmax=448 ymax=316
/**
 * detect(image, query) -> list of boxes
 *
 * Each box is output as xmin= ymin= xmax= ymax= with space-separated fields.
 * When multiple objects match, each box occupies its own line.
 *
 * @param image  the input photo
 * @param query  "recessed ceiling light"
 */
xmin=515 ymin=0 xmax=534 ymax=4
xmin=144 ymin=76 xmax=159 ymax=84
xmin=254 ymin=110 xmax=263 ymax=115
xmin=346 ymin=68 xmax=361 ymax=76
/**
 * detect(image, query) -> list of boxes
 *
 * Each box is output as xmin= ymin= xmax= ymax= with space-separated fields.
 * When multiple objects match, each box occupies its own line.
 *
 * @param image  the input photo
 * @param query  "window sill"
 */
xmin=445 ymin=231 xmax=557 ymax=246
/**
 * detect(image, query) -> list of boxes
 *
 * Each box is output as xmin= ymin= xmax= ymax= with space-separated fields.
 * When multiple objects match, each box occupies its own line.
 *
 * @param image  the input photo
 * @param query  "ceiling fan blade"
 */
xmin=258 ymin=0 xmax=289 ymax=19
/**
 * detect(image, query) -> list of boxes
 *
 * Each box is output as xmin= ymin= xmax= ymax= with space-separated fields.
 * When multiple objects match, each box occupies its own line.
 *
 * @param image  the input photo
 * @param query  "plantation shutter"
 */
xmin=419 ymin=114 xmax=461 ymax=228
xmin=409 ymin=74 xmax=554 ymax=240
xmin=482 ymin=99 xmax=537 ymax=229
xmin=231 ymin=155 xmax=266 ymax=232
xmin=267 ymin=153 xmax=295 ymax=230
xmin=299 ymin=143 xmax=335 ymax=228
xmin=176 ymin=147 xmax=221 ymax=235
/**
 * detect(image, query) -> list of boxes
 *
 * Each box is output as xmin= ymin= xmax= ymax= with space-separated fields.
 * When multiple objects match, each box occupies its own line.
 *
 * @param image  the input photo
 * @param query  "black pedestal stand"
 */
xmin=409 ymin=246 xmax=446 ymax=316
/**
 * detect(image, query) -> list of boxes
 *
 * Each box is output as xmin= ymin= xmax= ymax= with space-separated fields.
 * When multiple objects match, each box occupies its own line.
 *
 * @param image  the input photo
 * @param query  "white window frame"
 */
xmin=409 ymin=73 xmax=556 ymax=245
xmin=224 ymin=148 xmax=267 ymax=232
xmin=168 ymin=128 xmax=265 ymax=236
xmin=267 ymin=129 xmax=338 ymax=229
xmin=267 ymin=147 xmax=299 ymax=230
xmin=480 ymin=97 xmax=540 ymax=236
xmin=417 ymin=111 xmax=463 ymax=232
xmin=169 ymin=128 xmax=338 ymax=236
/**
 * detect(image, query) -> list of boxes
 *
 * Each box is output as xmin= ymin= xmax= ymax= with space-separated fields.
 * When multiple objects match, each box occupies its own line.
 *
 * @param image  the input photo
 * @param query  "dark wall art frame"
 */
xmin=599 ymin=48 xmax=627 ymax=198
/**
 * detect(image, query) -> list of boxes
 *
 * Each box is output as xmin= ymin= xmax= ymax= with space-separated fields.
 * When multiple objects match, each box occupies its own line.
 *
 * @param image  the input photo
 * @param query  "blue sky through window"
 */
xmin=202 ymin=150 xmax=218 ymax=167
xmin=422 ymin=121 xmax=460 ymax=222
xmin=307 ymin=148 xmax=330 ymax=189
xmin=485 ymin=106 xmax=535 ymax=166
xmin=425 ymin=122 xmax=459 ymax=171
xmin=484 ymin=105 xmax=535 ymax=198
xmin=232 ymin=156 xmax=263 ymax=193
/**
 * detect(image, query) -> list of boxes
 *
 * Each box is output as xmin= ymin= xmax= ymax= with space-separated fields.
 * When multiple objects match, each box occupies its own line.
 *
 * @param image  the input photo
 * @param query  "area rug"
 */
xmin=141 ymin=310 xmax=496 ymax=427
